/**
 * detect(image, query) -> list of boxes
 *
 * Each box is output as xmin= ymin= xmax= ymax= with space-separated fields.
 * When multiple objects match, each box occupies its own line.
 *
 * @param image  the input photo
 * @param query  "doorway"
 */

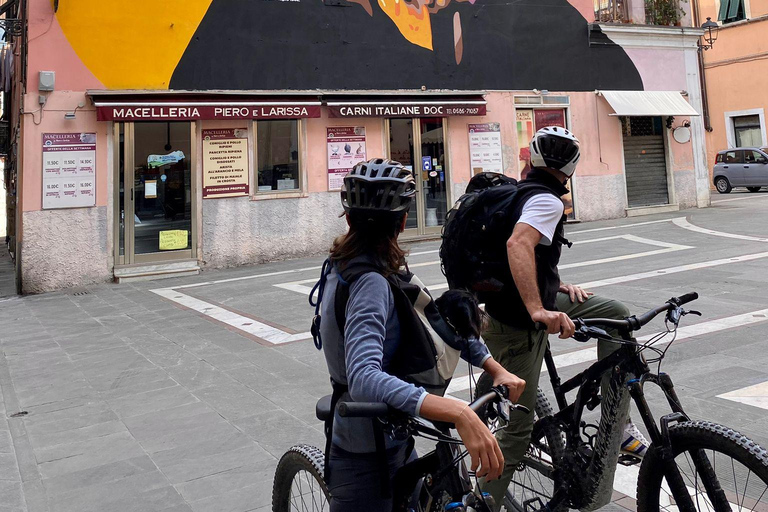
xmin=114 ymin=122 xmax=197 ymax=266
xmin=387 ymin=118 xmax=450 ymax=235
xmin=621 ymin=116 xmax=670 ymax=208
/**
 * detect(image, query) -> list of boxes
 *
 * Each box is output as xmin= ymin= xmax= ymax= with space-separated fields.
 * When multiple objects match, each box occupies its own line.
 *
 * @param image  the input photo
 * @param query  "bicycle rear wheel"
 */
xmin=637 ymin=421 xmax=768 ymax=511
xmin=272 ymin=444 xmax=331 ymax=512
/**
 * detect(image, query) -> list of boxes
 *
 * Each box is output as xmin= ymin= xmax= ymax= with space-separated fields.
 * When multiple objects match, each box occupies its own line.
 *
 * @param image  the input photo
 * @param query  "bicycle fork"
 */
xmin=629 ymin=373 xmax=731 ymax=512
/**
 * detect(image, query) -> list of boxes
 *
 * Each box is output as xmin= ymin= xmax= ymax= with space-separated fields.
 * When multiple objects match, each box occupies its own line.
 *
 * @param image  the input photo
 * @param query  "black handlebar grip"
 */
xmin=675 ymin=292 xmax=699 ymax=306
xmin=337 ymin=402 xmax=389 ymax=418
xmin=533 ymin=322 xmax=547 ymax=331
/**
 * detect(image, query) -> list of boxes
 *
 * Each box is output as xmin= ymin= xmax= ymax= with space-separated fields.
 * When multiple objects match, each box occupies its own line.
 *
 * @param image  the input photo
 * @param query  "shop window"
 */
xmin=256 ymin=120 xmax=300 ymax=193
xmin=718 ymin=0 xmax=745 ymax=23
xmin=733 ymin=115 xmax=762 ymax=148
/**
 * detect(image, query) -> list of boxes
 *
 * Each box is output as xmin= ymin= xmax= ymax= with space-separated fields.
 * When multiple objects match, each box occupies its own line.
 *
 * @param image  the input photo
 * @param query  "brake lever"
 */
xmin=667 ymin=306 xmax=701 ymax=326
xmin=573 ymin=325 xmax=611 ymax=342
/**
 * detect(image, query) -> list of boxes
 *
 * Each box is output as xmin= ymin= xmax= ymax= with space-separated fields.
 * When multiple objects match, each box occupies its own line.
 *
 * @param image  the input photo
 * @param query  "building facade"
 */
xmin=4 ymin=0 xmax=711 ymax=293
xmin=698 ymin=0 xmax=768 ymax=179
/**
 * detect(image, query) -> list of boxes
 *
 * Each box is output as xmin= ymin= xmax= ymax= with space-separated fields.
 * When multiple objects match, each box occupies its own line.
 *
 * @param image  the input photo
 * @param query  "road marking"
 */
xmin=274 ymin=235 xmax=693 ymax=296
xmin=447 ymin=308 xmax=768 ymax=396
xmin=578 ymin=250 xmax=768 ymax=289
xmin=712 ymin=193 xmax=768 ymax=204
xmin=568 ymin=217 xmax=682 ymax=235
xmin=273 ymin=278 xmax=317 ymax=297
xmin=718 ymin=380 xmax=768 ymax=411
xmin=152 ymin=288 xmax=311 ymax=344
xmin=672 ymin=217 xmax=768 ymax=242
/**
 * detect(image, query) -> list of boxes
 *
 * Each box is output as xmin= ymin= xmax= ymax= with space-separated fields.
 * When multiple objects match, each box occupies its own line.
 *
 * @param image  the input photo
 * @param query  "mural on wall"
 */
xmin=54 ymin=0 xmax=643 ymax=91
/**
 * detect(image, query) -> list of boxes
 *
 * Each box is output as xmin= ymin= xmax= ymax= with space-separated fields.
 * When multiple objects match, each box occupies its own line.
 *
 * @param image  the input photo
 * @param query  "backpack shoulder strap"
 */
xmin=333 ymin=260 xmax=385 ymax=335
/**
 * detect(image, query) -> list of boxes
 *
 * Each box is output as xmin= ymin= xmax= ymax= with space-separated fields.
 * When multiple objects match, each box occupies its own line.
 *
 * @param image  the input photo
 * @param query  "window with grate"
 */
xmin=621 ymin=116 xmax=665 ymax=137
xmin=733 ymin=115 xmax=762 ymax=148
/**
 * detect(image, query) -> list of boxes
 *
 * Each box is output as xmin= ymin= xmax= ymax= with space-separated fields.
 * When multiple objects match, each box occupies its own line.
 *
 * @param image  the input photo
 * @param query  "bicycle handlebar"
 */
xmin=337 ymin=385 xmax=514 ymax=419
xmin=580 ymin=292 xmax=698 ymax=332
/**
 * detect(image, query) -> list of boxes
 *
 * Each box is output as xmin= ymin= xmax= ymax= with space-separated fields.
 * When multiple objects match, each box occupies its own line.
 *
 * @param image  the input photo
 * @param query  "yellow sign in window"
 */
xmin=159 ymin=230 xmax=189 ymax=251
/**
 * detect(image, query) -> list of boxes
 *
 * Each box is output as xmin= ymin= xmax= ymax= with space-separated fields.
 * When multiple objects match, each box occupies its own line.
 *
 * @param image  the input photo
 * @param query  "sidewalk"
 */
xmin=0 ymin=246 xmax=16 ymax=298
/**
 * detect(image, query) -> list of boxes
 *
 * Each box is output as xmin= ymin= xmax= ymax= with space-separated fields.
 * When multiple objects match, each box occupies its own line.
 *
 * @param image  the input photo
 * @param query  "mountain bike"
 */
xmin=272 ymin=384 xmax=528 ymax=511
xmin=480 ymin=292 xmax=768 ymax=512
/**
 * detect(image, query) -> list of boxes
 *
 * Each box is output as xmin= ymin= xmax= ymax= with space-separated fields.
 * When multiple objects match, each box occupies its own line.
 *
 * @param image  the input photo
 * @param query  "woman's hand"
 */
xmin=483 ymin=358 xmax=526 ymax=403
xmin=455 ymin=405 xmax=505 ymax=480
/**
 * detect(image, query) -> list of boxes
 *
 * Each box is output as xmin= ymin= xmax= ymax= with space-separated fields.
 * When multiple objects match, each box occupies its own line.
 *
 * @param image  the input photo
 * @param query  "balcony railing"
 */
xmin=594 ymin=0 xmax=685 ymax=25
xmin=646 ymin=0 xmax=684 ymax=25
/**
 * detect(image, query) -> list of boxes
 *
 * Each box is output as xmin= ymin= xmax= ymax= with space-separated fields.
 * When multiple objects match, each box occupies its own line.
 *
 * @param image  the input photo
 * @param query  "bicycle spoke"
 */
xmin=742 ymin=471 xmax=751 ymax=512
xmin=733 ymin=457 xmax=741 ymax=511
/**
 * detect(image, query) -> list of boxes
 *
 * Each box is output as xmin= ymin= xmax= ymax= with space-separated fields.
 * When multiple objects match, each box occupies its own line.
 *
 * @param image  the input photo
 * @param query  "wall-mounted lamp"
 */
xmin=63 ymin=101 xmax=86 ymax=120
xmin=699 ymin=17 xmax=719 ymax=51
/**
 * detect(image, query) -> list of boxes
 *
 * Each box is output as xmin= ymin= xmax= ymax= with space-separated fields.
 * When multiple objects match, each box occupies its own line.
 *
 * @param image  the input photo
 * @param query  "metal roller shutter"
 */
xmin=622 ymin=117 xmax=669 ymax=208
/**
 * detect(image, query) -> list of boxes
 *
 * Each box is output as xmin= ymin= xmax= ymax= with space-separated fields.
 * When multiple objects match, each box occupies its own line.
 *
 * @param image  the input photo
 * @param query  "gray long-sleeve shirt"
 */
xmin=320 ymin=267 xmax=491 ymax=453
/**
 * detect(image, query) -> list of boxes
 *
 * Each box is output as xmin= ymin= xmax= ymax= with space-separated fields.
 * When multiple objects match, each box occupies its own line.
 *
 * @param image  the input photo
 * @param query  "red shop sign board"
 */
xmin=96 ymin=104 xmax=322 ymax=121
xmin=328 ymin=103 xmax=486 ymax=118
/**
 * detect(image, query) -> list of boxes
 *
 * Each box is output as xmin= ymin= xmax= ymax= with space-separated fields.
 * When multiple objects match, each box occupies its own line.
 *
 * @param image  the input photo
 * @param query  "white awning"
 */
xmin=598 ymin=90 xmax=700 ymax=117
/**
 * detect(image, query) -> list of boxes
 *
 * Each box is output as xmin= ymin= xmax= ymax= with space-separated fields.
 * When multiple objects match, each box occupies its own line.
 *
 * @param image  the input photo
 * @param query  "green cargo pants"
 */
xmin=479 ymin=292 xmax=632 ymax=508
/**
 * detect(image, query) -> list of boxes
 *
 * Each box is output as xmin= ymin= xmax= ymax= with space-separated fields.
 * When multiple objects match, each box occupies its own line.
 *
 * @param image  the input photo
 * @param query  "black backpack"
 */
xmin=440 ymin=172 xmax=550 ymax=293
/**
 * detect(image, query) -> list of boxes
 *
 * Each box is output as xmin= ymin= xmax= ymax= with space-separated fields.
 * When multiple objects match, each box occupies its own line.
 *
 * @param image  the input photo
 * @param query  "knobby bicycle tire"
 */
xmin=272 ymin=444 xmax=331 ymax=512
xmin=636 ymin=420 xmax=768 ymax=512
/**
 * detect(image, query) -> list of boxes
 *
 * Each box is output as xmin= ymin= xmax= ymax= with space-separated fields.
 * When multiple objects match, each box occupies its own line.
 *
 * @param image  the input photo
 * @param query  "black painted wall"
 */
xmin=170 ymin=0 xmax=643 ymax=91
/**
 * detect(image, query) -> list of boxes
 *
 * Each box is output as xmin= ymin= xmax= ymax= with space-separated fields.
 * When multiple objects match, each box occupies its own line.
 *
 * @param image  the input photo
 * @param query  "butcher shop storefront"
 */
xmin=87 ymin=92 xmax=491 ymax=281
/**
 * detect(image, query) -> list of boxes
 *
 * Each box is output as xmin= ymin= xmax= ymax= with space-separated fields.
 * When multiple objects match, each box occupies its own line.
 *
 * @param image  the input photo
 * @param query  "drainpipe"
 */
xmin=692 ymin=0 xmax=713 ymax=132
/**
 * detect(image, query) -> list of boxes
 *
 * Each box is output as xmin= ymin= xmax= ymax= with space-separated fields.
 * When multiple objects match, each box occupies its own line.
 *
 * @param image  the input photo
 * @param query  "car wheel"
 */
xmin=747 ymin=186 xmax=762 ymax=192
xmin=715 ymin=177 xmax=732 ymax=194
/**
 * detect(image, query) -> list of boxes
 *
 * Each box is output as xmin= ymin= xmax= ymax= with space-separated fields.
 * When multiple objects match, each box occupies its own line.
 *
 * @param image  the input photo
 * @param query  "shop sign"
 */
xmin=327 ymin=127 xmax=366 ymax=191
xmin=468 ymin=123 xmax=503 ymax=174
xmin=96 ymin=104 xmax=322 ymax=121
xmin=42 ymin=133 xmax=97 ymax=209
xmin=202 ymin=128 xmax=250 ymax=198
xmin=328 ymin=102 xmax=486 ymax=118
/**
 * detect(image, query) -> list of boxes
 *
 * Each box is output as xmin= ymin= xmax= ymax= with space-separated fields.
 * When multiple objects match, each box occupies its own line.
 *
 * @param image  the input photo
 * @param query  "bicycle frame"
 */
xmin=538 ymin=333 xmax=715 ymax=511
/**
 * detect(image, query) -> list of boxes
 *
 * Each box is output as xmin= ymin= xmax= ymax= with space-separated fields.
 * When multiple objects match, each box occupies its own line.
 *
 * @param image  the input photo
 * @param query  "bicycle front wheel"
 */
xmin=272 ymin=444 xmax=331 ymax=512
xmin=637 ymin=421 xmax=768 ymax=511
xmin=503 ymin=390 xmax=567 ymax=512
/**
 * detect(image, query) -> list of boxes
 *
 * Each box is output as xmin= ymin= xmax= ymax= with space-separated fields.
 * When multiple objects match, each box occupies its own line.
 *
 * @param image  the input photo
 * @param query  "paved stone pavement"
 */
xmin=2 ymin=191 xmax=768 ymax=511
xmin=0 ymin=246 xmax=16 ymax=298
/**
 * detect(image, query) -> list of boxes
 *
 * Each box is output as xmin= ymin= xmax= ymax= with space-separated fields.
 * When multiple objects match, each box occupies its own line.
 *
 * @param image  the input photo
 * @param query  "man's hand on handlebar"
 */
xmin=532 ymin=308 xmax=575 ymax=339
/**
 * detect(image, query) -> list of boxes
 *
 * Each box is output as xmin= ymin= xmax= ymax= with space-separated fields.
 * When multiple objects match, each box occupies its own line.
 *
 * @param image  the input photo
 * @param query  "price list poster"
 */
xmin=42 ymin=133 xmax=97 ymax=209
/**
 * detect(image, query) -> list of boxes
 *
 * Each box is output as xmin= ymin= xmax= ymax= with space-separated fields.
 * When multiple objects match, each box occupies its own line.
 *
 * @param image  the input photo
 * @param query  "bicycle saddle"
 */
xmin=316 ymin=395 xmax=333 ymax=422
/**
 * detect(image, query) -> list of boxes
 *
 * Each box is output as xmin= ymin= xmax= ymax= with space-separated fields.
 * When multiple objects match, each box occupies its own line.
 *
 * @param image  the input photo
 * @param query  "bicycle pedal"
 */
xmin=618 ymin=454 xmax=641 ymax=466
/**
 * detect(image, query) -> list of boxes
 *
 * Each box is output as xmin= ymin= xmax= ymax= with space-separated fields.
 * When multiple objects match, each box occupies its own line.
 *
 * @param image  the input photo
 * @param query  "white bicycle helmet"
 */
xmin=530 ymin=126 xmax=581 ymax=177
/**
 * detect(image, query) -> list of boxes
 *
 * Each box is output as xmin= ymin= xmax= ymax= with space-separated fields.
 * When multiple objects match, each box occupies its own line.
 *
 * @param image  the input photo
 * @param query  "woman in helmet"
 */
xmin=319 ymin=158 xmax=525 ymax=511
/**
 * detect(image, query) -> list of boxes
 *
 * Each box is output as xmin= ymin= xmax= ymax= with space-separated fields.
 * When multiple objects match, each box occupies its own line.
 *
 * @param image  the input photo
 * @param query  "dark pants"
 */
xmin=328 ymin=441 xmax=416 ymax=512
xmin=479 ymin=293 xmax=633 ymax=508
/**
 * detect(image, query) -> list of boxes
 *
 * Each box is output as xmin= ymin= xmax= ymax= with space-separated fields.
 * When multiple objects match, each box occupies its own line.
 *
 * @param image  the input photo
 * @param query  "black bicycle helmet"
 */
xmin=341 ymin=158 xmax=416 ymax=213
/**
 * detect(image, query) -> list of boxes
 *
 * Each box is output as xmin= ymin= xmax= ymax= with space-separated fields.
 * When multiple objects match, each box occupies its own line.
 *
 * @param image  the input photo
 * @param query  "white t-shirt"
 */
xmin=517 ymin=194 xmax=564 ymax=246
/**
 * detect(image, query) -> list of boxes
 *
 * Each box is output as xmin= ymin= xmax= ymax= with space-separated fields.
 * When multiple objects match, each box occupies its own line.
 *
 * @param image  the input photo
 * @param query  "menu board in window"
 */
xmin=327 ymin=127 xmax=366 ymax=191
xmin=42 ymin=133 xmax=97 ymax=209
xmin=202 ymin=128 xmax=250 ymax=198
xmin=468 ymin=123 xmax=503 ymax=174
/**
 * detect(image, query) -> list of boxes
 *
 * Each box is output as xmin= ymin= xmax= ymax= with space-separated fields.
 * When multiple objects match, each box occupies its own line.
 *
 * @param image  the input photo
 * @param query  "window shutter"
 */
xmin=727 ymin=0 xmax=742 ymax=19
xmin=718 ymin=0 xmax=731 ymax=20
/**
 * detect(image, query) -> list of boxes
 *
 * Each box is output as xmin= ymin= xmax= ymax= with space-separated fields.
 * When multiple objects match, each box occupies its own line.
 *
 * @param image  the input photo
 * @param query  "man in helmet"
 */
xmin=480 ymin=127 xmax=649 ymax=506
